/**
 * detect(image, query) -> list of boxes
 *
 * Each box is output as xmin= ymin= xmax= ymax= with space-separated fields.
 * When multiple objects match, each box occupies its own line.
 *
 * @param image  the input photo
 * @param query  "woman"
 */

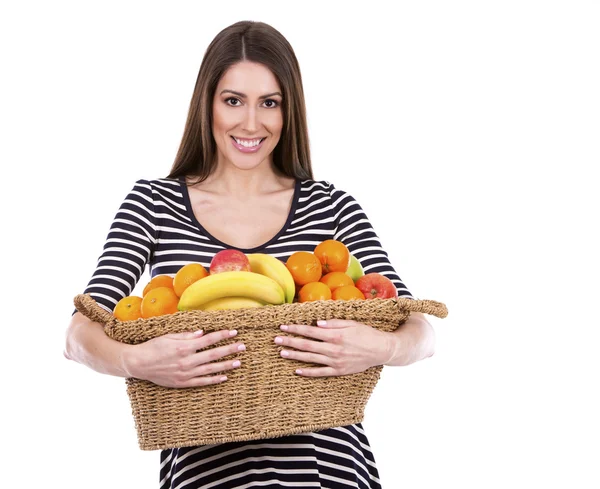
xmin=65 ymin=20 xmax=436 ymax=489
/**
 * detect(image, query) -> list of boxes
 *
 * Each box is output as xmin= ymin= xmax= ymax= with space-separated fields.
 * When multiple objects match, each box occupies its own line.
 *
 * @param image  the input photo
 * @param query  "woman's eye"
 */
xmin=225 ymin=97 xmax=279 ymax=108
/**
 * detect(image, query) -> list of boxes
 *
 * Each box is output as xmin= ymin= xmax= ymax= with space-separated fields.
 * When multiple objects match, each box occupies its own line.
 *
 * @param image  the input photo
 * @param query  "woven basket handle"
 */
xmin=396 ymin=298 xmax=448 ymax=319
xmin=73 ymin=294 xmax=114 ymax=325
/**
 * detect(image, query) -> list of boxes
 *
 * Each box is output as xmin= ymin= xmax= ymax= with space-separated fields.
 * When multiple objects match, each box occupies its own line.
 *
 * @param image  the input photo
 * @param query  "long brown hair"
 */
xmin=167 ymin=21 xmax=313 ymax=183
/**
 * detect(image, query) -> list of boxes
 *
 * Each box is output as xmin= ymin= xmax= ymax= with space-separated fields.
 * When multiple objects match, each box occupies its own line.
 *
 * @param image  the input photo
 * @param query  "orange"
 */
xmin=141 ymin=286 xmax=179 ymax=318
xmin=320 ymin=271 xmax=354 ymax=291
xmin=313 ymin=239 xmax=350 ymax=274
xmin=173 ymin=263 xmax=208 ymax=297
xmin=332 ymin=285 xmax=365 ymax=301
xmin=143 ymin=275 xmax=174 ymax=296
xmin=286 ymin=251 xmax=322 ymax=286
xmin=298 ymin=281 xmax=332 ymax=302
xmin=113 ymin=296 xmax=143 ymax=321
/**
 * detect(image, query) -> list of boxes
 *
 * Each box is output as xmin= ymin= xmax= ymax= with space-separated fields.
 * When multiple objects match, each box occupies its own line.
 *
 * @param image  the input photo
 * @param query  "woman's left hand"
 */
xmin=274 ymin=319 xmax=395 ymax=377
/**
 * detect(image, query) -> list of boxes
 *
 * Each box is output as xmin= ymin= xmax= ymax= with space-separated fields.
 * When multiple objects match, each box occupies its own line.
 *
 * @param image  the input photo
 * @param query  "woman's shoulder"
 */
xmin=131 ymin=176 xmax=182 ymax=188
xmin=299 ymin=178 xmax=354 ymax=201
xmin=124 ymin=176 xmax=184 ymax=197
xmin=300 ymin=178 xmax=343 ymax=193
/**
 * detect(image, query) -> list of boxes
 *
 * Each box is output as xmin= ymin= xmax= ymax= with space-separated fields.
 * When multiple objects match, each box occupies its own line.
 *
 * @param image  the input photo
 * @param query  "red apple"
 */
xmin=355 ymin=273 xmax=398 ymax=299
xmin=210 ymin=249 xmax=251 ymax=274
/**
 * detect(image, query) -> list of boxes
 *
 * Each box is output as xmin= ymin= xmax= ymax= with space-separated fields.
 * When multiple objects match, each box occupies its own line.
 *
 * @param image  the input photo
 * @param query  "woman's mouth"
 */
xmin=231 ymin=136 xmax=266 ymax=153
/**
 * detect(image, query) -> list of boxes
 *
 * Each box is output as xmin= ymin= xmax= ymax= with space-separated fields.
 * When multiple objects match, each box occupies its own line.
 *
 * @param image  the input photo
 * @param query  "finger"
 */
xmin=294 ymin=366 xmax=337 ymax=378
xmin=279 ymin=324 xmax=331 ymax=341
xmin=183 ymin=373 xmax=230 ymax=388
xmin=274 ymin=335 xmax=333 ymax=356
xmin=187 ymin=357 xmax=243 ymax=378
xmin=190 ymin=329 xmax=239 ymax=350
xmin=164 ymin=330 xmax=204 ymax=340
xmin=184 ymin=341 xmax=246 ymax=368
xmin=316 ymin=319 xmax=358 ymax=328
xmin=278 ymin=348 xmax=334 ymax=366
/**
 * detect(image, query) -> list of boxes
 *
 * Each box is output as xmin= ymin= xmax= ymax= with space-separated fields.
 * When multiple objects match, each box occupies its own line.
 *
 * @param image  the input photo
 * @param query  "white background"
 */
xmin=1 ymin=1 xmax=599 ymax=488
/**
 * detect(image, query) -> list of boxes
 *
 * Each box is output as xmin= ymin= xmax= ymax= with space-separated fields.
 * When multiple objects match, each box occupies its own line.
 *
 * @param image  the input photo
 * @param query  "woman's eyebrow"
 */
xmin=220 ymin=89 xmax=283 ymax=99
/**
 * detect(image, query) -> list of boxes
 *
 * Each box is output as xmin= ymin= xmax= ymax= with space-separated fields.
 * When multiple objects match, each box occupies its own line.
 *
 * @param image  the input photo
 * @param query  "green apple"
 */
xmin=345 ymin=254 xmax=364 ymax=282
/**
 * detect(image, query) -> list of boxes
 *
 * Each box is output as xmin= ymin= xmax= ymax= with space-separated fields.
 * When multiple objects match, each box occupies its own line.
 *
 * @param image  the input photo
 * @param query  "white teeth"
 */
xmin=233 ymin=137 xmax=263 ymax=147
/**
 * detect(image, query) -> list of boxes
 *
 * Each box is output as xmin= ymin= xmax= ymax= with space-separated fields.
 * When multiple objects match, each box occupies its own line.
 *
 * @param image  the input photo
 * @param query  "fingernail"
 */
xmin=230 ymin=330 xmax=238 ymax=336
xmin=237 ymin=344 xmax=246 ymax=351
xmin=232 ymin=360 xmax=241 ymax=368
xmin=194 ymin=330 xmax=204 ymax=335
xmin=274 ymin=337 xmax=283 ymax=344
xmin=281 ymin=350 xmax=289 ymax=357
xmin=220 ymin=376 xmax=228 ymax=382
xmin=280 ymin=325 xmax=288 ymax=331
xmin=317 ymin=320 xmax=327 ymax=326
xmin=295 ymin=369 xmax=303 ymax=375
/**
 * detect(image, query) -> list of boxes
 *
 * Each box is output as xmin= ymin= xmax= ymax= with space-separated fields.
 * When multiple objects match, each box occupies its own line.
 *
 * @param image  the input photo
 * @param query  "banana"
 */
xmin=201 ymin=296 xmax=265 ymax=311
xmin=178 ymin=270 xmax=285 ymax=311
xmin=247 ymin=253 xmax=296 ymax=303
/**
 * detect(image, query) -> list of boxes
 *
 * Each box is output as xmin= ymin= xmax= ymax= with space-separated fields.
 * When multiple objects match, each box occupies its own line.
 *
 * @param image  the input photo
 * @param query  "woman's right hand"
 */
xmin=124 ymin=329 xmax=245 ymax=388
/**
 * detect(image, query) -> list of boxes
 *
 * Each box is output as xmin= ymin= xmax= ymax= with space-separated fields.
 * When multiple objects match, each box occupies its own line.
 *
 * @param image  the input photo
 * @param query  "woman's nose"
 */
xmin=242 ymin=107 xmax=258 ymax=132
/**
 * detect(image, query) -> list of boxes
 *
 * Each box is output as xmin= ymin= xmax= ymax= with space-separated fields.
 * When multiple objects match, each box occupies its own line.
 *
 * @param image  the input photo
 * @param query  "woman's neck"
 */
xmin=189 ymin=162 xmax=291 ymax=197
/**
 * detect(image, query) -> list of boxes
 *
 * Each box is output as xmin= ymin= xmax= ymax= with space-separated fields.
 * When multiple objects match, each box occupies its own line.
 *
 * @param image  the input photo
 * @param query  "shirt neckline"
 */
xmin=178 ymin=177 xmax=301 ymax=253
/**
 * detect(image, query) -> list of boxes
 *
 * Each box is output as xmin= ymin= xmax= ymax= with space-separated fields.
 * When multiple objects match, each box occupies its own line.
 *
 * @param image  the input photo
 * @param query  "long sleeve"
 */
xmin=82 ymin=179 xmax=158 ymax=312
xmin=328 ymin=182 xmax=414 ymax=298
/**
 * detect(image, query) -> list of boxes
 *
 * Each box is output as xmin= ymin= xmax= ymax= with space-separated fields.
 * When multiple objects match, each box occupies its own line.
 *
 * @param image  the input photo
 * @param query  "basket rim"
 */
xmin=74 ymin=293 xmax=447 ymax=328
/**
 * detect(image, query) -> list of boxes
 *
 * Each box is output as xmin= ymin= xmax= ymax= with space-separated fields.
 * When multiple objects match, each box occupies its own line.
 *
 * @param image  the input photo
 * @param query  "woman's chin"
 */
xmin=224 ymin=151 xmax=272 ymax=171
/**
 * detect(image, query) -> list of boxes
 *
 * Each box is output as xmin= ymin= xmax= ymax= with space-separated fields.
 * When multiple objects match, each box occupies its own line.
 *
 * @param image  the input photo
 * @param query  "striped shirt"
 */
xmin=83 ymin=177 xmax=413 ymax=488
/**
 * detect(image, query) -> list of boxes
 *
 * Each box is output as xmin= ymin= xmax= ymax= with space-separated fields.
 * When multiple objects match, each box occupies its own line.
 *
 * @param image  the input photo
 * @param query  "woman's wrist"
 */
xmin=121 ymin=344 xmax=140 ymax=379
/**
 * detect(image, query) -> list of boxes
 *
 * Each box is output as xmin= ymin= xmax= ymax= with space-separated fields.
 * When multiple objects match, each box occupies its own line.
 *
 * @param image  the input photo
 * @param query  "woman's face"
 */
xmin=212 ymin=61 xmax=284 ymax=172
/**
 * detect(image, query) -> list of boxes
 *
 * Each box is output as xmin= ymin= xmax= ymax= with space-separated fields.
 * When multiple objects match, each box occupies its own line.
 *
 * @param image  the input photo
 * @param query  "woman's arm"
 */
xmin=65 ymin=180 xmax=249 ymax=387
xmin=275 ymin=312 xmax=435 ymax=377
xmin=272 ymin=181 xmax=441 ymax=377
xmin=385 ymin=312 xmax=436 ymax=367
xmin=65 ymin=180 xmax=158 ymax=376
xmin=65 ymin=312 xmax=248 ymax=387
xmin=64 ymin=312 xmax=135 ymax=377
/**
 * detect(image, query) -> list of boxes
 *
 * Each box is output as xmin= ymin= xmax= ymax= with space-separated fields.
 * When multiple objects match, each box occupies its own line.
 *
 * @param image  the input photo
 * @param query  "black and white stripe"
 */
xmin=159 ymin=424 xmax=381 ymax=489
xmin=83 ymin=177 xmax=413 ymax=488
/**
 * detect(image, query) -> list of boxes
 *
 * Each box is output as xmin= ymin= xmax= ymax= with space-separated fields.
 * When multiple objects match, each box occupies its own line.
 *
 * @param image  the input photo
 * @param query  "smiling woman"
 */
xmin=213 ymin=63 xmax=284 ymax=161
xmin=166 ymin=21 xmax=312 ymax=185
xmin=65 ymin=19 xmax=434 ymax=489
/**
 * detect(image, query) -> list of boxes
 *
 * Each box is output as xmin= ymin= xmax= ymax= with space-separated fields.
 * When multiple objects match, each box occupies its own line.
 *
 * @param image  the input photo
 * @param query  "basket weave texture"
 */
xmin=74 ymin=293 xmax=447 ymax=451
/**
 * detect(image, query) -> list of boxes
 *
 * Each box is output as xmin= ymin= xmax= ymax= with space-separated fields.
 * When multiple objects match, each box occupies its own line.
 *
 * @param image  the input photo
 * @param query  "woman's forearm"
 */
xmin=64 ymin=312 xmax=134 ymax=378
xmin=384 ymin=312 xmax=436 ymax=366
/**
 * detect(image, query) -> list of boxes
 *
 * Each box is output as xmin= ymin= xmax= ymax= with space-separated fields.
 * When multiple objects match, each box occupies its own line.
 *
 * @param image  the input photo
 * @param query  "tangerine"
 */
xmin=113 ymin=296 xmax=143 ymax=321
xmin=143 ymin=275 xmax=174 ymax=296
xmin=320 ymin=271 xmax=354 ymax=291
xmin=313 ymin=239 xmax=350 ymax=274
xmin=332 ymin=285 xmax=365 ymax=301
xmin=298 ymin=281 xmax=332 ymax=302
xmin=285 ymin=251 xmax=322 ymax=286
xmin=173 ymin=263 xmax=208 ymax=297
xmin=141 ymin=286 xmax=179 ymax=318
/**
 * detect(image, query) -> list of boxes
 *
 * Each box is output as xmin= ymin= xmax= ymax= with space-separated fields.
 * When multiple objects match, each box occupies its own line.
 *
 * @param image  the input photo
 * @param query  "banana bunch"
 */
xmin=247 ymin=253 xmax=295 ymax=304
xmin=178 ymin=254 xmax=295 ymax=311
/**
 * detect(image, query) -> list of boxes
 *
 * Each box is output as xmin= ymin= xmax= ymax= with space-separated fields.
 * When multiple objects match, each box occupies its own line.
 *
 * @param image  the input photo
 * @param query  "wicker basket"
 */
xmin=74 ymin=293 xmax=447 ymax=450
